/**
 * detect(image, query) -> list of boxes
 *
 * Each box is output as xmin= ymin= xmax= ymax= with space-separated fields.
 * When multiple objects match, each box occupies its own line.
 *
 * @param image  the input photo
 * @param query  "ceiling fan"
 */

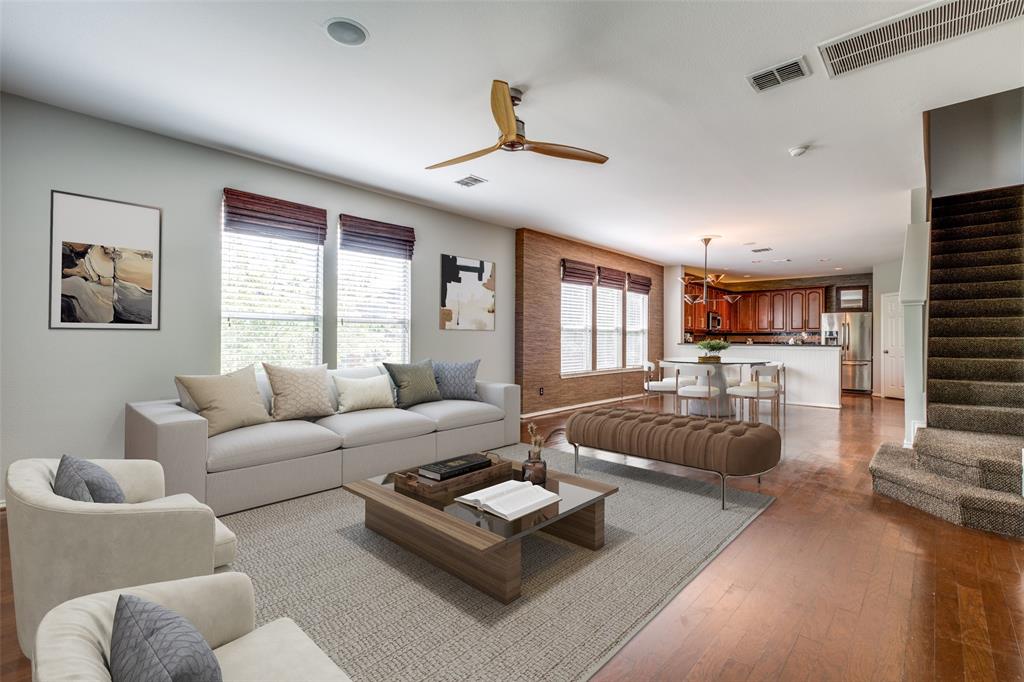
xmin=426 ymin=80 xmax=609 ymax=169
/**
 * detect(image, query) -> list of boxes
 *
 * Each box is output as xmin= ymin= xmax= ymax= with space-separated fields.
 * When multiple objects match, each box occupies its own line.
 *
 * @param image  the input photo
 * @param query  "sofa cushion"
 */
xmin=262 ymin=363 xmax=335 ymax=421
xmin=214 ymin=617 xmax=349 ymax=682
xmin=383 ymin=359 xmax=441 ymax=409
xmin=433 ymin=360 xmax=481 ymax=401
xmin=316 ymin=408 xmax=436 ymax=448
xmin=110 ymin=594 xmax=222 ymax=682
xmin=326 ymin=366 xmax=384 ymax=407
xmin=52 ymin=455 xmax=125 ymax=503
xmin=207 ymin=421 xmax=342 ymax=474
xmin=333 ymin=374 xmax=395 ymax=413
xmin=407 ymin=400 xmax=505 ymax=431
xmin=175 ymin=365 xmax=271 ymax=437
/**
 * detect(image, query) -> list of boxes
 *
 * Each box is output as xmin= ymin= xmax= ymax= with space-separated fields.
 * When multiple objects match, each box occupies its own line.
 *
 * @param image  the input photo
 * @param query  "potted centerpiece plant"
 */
xmin=696 ymin=339 xmax=730 ymax=363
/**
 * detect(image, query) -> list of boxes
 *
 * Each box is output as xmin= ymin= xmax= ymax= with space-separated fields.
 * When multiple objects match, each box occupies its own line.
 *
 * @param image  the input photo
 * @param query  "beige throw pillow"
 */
xmin=175 ymin=365 xmax=271 ymax=437
xmin=262 ymin=363 xmax=335 ymax=420
xmin=334 ymin=374 xmax=395 ymax=413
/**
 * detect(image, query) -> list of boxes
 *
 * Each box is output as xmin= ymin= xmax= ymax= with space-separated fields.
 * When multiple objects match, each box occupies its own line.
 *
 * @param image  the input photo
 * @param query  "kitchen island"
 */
xmin=671 ymin=343 xmax=843 ymax=410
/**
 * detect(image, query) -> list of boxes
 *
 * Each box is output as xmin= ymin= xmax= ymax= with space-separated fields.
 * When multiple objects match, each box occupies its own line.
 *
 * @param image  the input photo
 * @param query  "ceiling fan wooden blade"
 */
xmin=425 ymin=142 xmax=501 ymax=170
xmin=491 ymin=80 xmax=518 ymax=143
xmin=523 ymin=140 xmax=608 ymax=164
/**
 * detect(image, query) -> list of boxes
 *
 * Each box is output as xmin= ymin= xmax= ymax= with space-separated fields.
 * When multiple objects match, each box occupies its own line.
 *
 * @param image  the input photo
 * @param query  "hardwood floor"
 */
xmin=2 ymin=395 xmax=1021 ymax=680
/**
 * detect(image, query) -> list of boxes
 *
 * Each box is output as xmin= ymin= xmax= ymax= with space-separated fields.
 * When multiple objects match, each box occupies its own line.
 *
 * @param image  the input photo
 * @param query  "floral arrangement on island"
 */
xmin=696 ymin=339 xmax=730 ymax=363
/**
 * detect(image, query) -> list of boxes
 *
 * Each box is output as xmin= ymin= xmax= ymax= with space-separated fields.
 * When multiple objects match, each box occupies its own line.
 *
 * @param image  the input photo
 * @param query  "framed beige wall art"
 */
xmin=440 ymin=254 xmax=495 ymax=331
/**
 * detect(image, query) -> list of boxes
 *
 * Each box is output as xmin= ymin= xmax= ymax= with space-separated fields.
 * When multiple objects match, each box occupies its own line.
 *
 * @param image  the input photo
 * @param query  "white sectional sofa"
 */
xmin=125 ymin=366 xmax=521 ymax=515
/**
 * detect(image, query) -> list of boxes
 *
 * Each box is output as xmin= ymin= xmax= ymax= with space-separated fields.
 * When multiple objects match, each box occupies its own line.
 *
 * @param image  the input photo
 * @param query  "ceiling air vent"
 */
xmin=818 ymin=0 xmax=1024 ymax=78
xmin=751 ymin=247 xmax=773 ymax=253
xmin=746 ymin=56 xmax=811 ymax=92
xmin=454 ymin=175 xmax=487 ymax=188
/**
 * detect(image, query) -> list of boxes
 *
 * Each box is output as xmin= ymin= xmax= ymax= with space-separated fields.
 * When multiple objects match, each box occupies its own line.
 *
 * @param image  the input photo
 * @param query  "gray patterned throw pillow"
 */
xmin=52 ymin=454 xmax=125 ymax=503
xmin=434 ymin=360 xmax=481 ymax=401
xmin=383 ymin=359 xmax=442 ymax=409
xmin=110 ymin=594 xmax=222 ymax=682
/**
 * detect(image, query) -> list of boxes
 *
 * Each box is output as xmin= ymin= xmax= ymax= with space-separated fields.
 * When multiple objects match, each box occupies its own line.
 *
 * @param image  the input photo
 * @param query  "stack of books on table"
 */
xmin=418 ymin=454 xmax=492 ymax=481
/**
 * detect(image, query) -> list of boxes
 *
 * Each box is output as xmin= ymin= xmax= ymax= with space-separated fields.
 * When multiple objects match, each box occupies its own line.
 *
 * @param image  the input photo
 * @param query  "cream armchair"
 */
xmin=4 ymin=458 xmax=237 ymax=659
xmin=34 ymin=573 xmax=350 ymax=682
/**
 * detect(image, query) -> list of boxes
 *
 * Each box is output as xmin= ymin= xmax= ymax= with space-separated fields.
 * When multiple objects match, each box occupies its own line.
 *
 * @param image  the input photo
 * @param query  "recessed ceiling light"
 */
xmin=743 ymin=274 xmax=751 ymax=278
xmin=772 ymin=258 xmax=792 ymax=263
xmin=751 ymin=260 xmax=762 ymax=264
xmin=326 ymin=18 xmax=368 ymax=46
xmin=742 ymin=241 xmax=756 ymax=246
xmin=834 ymin=267 xmax=844 ymax=270
xmin=788 ymin=145 xmax=809 ymax=157
xmin=818 ymin=258 xmax=831 ymax=262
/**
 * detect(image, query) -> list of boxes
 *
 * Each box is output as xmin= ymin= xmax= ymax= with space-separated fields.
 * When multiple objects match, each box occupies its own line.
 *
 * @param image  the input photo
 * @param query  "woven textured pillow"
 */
xmin=109 ymin=594 xmax=222 ymax=682
xmin=383 ymin=359 xmax=442 ymax=409
xmin=175 ymin=365 xmax=271 ymax=437
xmin=52 ymin=455 xmax=125 ymax=503
xmin=333 ymin=374 xmax=395 ymax=413
xmin=262 ymin=363 xmax=335 ymax=420
xmin=433 ymin=360 xmax=481 ymax=400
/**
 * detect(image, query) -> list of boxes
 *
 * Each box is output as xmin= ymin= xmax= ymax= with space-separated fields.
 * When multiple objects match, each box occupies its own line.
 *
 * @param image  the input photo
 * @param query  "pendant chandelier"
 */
xmin=679 ymin=236 xmax=742 ymax=305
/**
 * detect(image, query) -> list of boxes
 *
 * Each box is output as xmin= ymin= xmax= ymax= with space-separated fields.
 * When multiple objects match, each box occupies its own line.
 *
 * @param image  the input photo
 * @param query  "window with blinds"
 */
xmin=626 ymin=291 xmax=648 ymax=368
xmin=338 ymin=249 xmax=411 ymax=367
xmin=220 ymin=189 xmax=326 ymax=372
xmin=560 ymin=282 xmax=593 ymax=374
xmin=596 ymin=286 xmax=623 ymax=370
xmin=338 ymin=214 xmax=414 ymax=367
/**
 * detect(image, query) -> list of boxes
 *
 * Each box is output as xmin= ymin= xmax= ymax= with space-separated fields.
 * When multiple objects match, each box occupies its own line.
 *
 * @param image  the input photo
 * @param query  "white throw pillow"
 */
xmin=334 ymin=374 xmax=395 ymax=413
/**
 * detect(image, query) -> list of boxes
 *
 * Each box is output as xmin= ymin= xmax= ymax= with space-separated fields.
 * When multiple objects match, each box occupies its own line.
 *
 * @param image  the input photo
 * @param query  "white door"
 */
xmin=881 ymin=293 xmax=905 ymax=399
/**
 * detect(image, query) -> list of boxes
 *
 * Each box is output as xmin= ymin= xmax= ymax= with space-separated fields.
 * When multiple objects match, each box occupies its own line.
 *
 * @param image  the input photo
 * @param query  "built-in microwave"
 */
xmin=707 ymin=312 xmax=722 ymax=331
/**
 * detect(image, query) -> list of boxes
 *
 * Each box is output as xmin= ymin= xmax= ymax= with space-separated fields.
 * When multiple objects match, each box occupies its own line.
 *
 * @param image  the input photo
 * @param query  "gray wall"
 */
xmin=0 ymin=94 xmax=515 ymax=471
xmin=872 ymin=258 xmax=903 ymax=394
xmin=930 ymin=87 xmax=1024 ymax=198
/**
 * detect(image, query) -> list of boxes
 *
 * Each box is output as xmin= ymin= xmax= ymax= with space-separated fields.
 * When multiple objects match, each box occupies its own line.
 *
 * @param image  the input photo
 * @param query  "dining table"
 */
xmin=662 ymin=356 xmax=772 ymax=418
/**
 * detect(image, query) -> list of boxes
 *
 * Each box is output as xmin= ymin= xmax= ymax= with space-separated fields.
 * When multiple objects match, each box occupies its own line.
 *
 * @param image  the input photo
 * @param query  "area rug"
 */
xmin=220 ymin=444 xmax=773 ymax=681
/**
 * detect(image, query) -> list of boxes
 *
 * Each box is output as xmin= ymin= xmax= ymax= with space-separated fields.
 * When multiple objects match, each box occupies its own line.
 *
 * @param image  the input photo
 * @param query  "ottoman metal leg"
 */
xmin=573 ymin=443 xmax=580 ymax=473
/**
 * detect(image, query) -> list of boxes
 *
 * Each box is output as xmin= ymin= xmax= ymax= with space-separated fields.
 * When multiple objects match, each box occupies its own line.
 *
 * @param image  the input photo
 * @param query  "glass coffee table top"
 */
xmin=365 ymin=461 xmax=617 ymax=543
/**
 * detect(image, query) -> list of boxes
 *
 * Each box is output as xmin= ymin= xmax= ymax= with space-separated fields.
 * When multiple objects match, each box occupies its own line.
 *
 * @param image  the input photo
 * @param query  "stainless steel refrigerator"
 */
xmin=820 ymin=312 xmax=872 ymax=392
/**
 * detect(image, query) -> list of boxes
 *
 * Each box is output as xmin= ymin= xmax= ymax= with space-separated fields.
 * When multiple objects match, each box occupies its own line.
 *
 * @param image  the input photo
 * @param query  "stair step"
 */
xmin=929 ymin=317 xmax=1024 ymax=337
xmin=932 ymin=185 xmax=1024 ymax=207
xmin=929 ymin=298 xmax=1024 ymax=318
xmin=929 ymin=280 xmax=1024 ymax=301
xmin=928 ymin=337 xmax=1024 ymax=359
xmin=931 ymin=207 xmax=1024 ymax=229
xmin=931 ymin=195 xmax=1024 ymax=218
xmin=928 ymin=404 xmax=1024 ymax=436
xmin=931 ymin=247 xmax=1023 ymax=269
xmin=927 ymin=357 xmax=1024 ymax=382
xmin=928 ymin=379 xmax=1024 ymax=409
xmin=930 ymin=219 xmax=1023 ymax=242
xmin=930 ymin=263 xmax=1024 ymax=284
xmin=930 ymin=233 xmax=1023 ymax=255
xmin=869 ymin=443 xmax=1024 ymax=536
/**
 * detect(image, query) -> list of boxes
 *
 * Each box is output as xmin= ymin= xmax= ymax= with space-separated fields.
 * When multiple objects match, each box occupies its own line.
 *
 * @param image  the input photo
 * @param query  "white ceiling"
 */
xmin=3 ymin=2 xmax=1022 ymax=278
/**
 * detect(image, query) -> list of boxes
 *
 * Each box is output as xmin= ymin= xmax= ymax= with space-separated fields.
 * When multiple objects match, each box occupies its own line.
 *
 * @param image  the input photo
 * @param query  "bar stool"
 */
xmin=727 ymin=365 xmax=781 ymax=427
xmin=642 ymin=361 xmax=696 ymax=412
xmin=677 ymin=364 xmax=721 ymax=418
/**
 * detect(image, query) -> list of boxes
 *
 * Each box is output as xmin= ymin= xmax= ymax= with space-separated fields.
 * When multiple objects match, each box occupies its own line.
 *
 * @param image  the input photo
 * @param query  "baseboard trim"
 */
xmin=522 ymin=394 xmax=647 ymax=419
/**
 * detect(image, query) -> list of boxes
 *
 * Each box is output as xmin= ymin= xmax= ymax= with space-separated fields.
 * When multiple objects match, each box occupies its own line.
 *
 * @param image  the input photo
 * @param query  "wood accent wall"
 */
xmin=515 ymin=229 xmax=664 ymax=415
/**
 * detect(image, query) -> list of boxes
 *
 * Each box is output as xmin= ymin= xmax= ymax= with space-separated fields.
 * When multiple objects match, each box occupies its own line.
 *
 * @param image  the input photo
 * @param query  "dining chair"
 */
xmin=677 ymin=364 xmax=721 ymax=418
xmin=728 ymin=365 xmax=781 ymax=427
xmin=642 ymin=361 xmax=696 ymax=412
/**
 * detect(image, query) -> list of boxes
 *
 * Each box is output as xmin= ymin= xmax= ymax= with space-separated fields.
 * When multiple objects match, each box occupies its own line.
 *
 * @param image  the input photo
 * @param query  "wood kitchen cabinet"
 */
xmin=769 ymin=292 xmax=787 ymax=331
xmin=755 ymin=293 xmax=771 ymax=331
xmin=806 ymin=288 xmax=824 ymax=330
xmin=789 ymin=289 xmax=807 ymax=331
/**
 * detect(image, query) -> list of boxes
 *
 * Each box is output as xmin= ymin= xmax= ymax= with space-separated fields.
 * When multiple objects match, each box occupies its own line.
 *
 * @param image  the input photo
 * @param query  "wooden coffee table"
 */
xmin=344 ymin=460 xmax=617 ymax=603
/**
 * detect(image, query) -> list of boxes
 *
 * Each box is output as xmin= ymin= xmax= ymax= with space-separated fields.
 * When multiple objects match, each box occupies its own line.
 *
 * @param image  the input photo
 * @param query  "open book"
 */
xmin=455 ymin=480 xmax=561 ymax=521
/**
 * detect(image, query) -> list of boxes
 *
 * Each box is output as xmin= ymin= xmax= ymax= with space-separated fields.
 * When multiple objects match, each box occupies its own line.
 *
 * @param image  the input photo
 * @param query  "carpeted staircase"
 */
xmin=870 ymin=184 xmax=1024 ymax=537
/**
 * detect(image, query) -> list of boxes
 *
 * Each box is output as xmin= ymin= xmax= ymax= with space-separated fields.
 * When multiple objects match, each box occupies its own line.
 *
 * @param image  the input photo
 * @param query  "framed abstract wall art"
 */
xmin=440 ymin=254 xmax=495 ymax=330
xmin=49 ymin=190 xmax=162 ymax=329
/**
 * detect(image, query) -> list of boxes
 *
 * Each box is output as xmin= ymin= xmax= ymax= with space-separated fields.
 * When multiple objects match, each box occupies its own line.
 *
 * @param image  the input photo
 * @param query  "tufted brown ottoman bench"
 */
xmin=565 ymin=408 xmax=782 ymax=509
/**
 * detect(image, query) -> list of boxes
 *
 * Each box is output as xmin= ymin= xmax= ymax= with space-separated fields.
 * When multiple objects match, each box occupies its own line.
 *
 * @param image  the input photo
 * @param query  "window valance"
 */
xmin=627 ymin=273 xmax=652 ymax=294
xmin=340 ymin=214 xmax=416 ymax=260
xmin=222 ymin=188 xmax=327 ymax=245
xmin=597 ymin=266 xmax=627 ymax=289
xmin=561 ymin=258 xmax=597 ymax=285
